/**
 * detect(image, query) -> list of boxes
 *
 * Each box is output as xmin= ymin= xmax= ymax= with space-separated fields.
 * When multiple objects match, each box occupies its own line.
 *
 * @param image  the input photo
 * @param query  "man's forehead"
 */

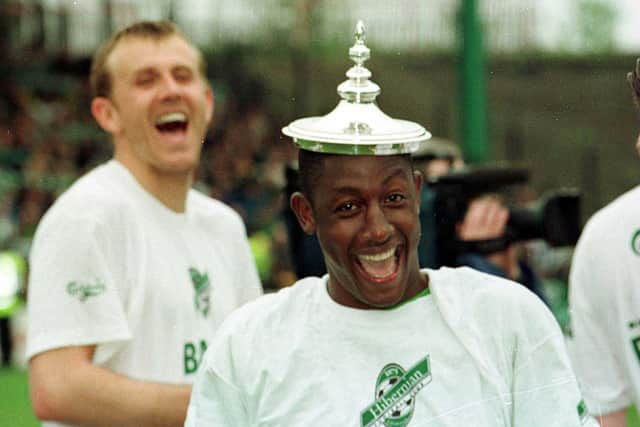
xmin=317 ymin=155 xmax=412 ymax=184
xmin=107 ymin=35 xmax=198 ymax=74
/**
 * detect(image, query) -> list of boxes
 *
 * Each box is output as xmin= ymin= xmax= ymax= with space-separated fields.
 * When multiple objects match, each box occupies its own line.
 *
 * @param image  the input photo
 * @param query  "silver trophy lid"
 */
xmin=282 ymin=20 xmax=431 ymax=155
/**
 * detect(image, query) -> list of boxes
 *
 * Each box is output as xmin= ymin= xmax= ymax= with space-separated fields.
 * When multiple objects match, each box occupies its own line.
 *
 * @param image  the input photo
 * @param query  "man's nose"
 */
xmin=362 ymin=204 xmax=393 ymax=243
xmin=158 ymin=75 xmax=181 ymax=100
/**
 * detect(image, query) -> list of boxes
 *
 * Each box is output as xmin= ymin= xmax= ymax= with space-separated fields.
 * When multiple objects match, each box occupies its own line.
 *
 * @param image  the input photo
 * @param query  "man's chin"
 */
xmin=359 ymin=288 xmax=405 ymax=309
xmin=354 ymin=273 xmax=407 ymax=309
xmin=156 ymin=156 xmax=199 ymax=176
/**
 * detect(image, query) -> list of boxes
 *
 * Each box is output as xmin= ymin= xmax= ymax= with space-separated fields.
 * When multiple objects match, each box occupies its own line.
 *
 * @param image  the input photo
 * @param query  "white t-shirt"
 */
xmin=186 ymin=267 xmax=596 ymax=427
xmin=27 ymin=160 xmax=262 ymax=427
xmin=568 ymin=185 xmax=640 ymax=415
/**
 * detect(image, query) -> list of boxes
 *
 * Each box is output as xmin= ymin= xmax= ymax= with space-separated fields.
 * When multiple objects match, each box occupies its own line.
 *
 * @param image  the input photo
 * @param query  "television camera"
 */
xmin=428 ymin=165 xmax=582 ymax=267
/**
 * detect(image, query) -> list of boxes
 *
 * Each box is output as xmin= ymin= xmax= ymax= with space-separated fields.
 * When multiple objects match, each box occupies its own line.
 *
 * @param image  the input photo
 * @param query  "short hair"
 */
xmin=297 ymin=149 xmax=414 ymax=204
xmin=628 ymin=58 xmax=640 ymax=112
xmin=89 ymin=20 xmax=206 ymax=99
xmin=297 ymin=149 xmax=331 ymax=204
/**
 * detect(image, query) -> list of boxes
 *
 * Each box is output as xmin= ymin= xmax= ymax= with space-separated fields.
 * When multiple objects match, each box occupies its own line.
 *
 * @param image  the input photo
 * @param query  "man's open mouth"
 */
xmin=155 ymin=112 xmax=188 ymax=133
xmin=356 ymin=246 xmax=400 ymax=282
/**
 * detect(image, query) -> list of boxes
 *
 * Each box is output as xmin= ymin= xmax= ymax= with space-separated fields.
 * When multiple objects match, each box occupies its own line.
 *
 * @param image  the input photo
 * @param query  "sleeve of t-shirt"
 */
xmin=567 ymin=222 xmax=632 ymax=415
xmin=26 ymin=211 xmax=131 ymax=359
xmin=510 ymin=291 xmax=599 ymax=427
xmin=185 ymin=320 xmax=250 ymax=426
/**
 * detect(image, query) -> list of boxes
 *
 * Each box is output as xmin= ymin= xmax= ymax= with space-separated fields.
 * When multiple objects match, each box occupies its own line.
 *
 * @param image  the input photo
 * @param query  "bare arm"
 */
xmin=29 ymin=346 xmax=192 ymax=427
xmin=597 ymin=409 xmax=628 ymax=427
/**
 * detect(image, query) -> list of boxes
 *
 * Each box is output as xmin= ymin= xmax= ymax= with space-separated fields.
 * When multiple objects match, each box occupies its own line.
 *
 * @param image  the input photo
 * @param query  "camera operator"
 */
xmin=413 ymin=140 xmax=548 ymax=304
xmin=455 ymin=193 xmax=548 ymax=304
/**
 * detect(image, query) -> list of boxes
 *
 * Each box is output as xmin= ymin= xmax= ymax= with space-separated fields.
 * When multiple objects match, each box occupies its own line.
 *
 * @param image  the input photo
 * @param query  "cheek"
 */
xmin=189 ymin=89 xmax=212 ymax=115
xmin=395 ymin=210 xmax=420 ymax=241
xmin=318 ymin=222 xmax=354 ymax=260
xmin=118 ymin=101 xmax=145 ymax=126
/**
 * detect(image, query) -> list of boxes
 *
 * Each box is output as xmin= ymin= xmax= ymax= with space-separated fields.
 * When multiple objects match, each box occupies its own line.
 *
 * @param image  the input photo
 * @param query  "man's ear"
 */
xmin=413 ymin=169 xmax=423 ymax=213
xmin=204 ymin=86 xmax=214 ymax=125
xmin=290 ymin=192 xmax=317 ymax=235
xmin=413 ymin=169 xmax=423 ymax=192
xmin=91 ymin=97 xmax=121 ymax=134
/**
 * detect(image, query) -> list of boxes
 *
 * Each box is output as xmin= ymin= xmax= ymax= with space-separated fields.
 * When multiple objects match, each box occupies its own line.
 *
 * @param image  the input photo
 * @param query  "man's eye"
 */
xmin=174 ymin=71 xmax=193 ymax=83
xmin=387 ymin=194 xmax=405 ymax=202
xmin=136 ymin=76 xmax=154 ymax=86
xmin=336 ymin=202 xmax=356 ymax=212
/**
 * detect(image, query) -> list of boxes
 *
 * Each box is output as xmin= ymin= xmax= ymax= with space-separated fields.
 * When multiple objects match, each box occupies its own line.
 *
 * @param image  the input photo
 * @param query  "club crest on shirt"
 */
xmin=360 ymin=356 xmax=432 ymax=427
xmin=631 ymin=229 xmax=640 ymax=255
xmin=66 ymin=278 xmax=106 ymax=302
xmin=189 ymin=267 xmax=211 ymax=317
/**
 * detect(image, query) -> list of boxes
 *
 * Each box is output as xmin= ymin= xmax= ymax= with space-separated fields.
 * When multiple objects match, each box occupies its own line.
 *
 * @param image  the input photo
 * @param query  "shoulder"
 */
xmin=214 ymin=277 xmax=321 ymax=338
xmin=582 ymin=185 xmax=640 ymax=237
xmin=598 ymin=184 xmax=640 ymax=214
xmin=430 ymin=266 xmax=538 ymax=304
xmin=428 ymin=267 xmax=562 ymax=361
xmin=35 ymin=163 xmax=132 ymax=236
xmin=54 ymin=162 xmax=122 ymax=205
xmin=429 ymin=266 xmax=552 ymax=328
xmin=573 ymin=185 xmax=640 ymax=263
xmin=187 ymin=189 xmax=246 ymax=232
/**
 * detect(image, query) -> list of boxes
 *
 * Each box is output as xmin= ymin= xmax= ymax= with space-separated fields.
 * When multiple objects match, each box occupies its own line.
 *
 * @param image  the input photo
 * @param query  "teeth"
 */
xmin=155 ymin=112 xmax=187 ymax=125
xmin=358 ymin=247 xmax=395 ymax=262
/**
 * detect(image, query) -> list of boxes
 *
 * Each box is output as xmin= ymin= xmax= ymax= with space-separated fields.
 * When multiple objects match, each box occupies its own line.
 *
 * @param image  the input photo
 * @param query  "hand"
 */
xmin=456 ymin=195 xmax=509 ymax=241
xmin=456 ymin=195 xmax=521 ymax=280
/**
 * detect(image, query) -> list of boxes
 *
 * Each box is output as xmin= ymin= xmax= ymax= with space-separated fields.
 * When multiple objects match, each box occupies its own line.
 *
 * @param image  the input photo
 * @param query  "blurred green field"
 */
xmin=1 ymin=367 xmax=39 ymax=427
xmin=629 ymin=406 xmax=640 ymax=426
xmin=1 ymin=365 xmax=639 ymax=426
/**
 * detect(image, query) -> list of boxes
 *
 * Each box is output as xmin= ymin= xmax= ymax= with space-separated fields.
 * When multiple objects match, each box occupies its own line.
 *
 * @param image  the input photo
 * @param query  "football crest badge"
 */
xmin=189 ymin=267 xmax=211 ymax=317
xmin=360 ymin=356 xmax=432 ymax=427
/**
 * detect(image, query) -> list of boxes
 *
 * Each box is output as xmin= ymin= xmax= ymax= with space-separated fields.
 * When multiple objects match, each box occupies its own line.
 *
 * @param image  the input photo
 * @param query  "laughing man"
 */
xmin=27 ymin=21 xmax=262 ymax=427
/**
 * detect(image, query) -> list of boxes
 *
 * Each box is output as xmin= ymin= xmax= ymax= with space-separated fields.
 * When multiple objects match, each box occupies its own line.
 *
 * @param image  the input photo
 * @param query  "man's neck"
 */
xmin=115 ymin=154 xmax=192 ymax=213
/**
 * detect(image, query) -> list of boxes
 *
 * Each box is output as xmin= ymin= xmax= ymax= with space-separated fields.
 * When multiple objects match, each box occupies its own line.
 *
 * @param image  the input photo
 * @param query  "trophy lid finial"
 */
xmin=338 ymin=21 xmax=378 ymax=103
xmin=282 ymin=20 xmax=431 ymax=155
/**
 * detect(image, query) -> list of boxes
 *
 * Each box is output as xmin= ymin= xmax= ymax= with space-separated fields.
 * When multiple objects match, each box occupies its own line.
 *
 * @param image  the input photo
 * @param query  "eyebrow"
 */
xmin=131 ymin=67 xmax=157 ymax=78
xmin=131 ymin=63 xmax=194 ymax=77
xmin=381 ymin=167 xmax=410 ymax=185
xmin=172 ymin=64 xmax=194 ymax=73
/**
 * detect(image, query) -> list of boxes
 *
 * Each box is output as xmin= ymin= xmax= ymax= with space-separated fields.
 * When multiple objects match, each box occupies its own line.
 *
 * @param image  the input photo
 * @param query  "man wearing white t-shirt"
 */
xmin=186 ymin=22 xmax=595 ymax=427
xmin=568 ymin=59 xmax=640 ymax=427
xmin=26 ymin=21 xmax=262 ymax=427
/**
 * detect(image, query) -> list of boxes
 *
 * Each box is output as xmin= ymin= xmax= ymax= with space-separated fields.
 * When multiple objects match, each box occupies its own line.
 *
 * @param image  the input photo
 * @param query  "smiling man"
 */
xmin=26 ymin=21 xmax=262 ymax=427
xmin=292 ymin=151 xmax=426 ymax=310
xmin=185 ymin=22 xmax=595 ymax=427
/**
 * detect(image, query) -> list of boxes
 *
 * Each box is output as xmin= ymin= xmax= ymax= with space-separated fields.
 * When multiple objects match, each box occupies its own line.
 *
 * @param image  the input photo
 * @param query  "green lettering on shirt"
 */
xmin=361 ymin=356 xmax=432 ymax=427
xmin=66 ymin=279 xmax=106 ymax=302
xmin=184 ymin=339 xmax=208 ymax=374
xmin=632 ymin=336 xmax=640 ymax=366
